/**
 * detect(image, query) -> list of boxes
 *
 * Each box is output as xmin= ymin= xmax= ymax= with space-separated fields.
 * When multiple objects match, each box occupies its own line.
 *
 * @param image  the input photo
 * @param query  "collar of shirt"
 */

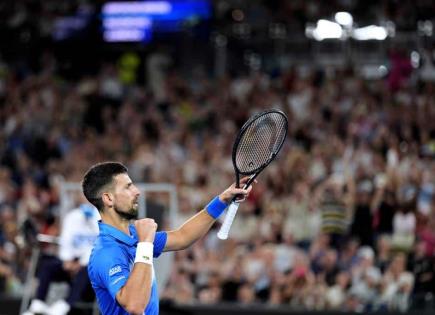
xmin=98 ymin=221 xmax=138 ymax=246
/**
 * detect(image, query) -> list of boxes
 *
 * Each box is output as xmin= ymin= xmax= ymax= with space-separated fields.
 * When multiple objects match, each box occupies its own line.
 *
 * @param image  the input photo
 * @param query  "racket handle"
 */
xmin=217 ymin=202 xmax=240 ymax=240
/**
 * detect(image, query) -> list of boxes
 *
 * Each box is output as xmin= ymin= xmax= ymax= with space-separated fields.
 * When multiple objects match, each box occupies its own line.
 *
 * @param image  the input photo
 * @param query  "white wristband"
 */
xmin=135 ymin=242 xmax=154 ymax=265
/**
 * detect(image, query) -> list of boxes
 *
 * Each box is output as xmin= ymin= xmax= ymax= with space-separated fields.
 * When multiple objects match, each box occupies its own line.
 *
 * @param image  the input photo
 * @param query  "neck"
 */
xmin=100 ymin=208 xmax=131 ymax=235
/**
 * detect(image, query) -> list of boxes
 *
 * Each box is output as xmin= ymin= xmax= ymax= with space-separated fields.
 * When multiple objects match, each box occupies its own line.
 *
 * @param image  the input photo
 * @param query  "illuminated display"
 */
xmin=102 ymin=0 xmax=211 ymax=42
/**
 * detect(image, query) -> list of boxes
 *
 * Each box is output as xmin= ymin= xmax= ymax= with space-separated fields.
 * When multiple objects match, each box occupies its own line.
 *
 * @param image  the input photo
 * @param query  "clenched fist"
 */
xmin=134 ymin=218 xmax=157 ymax=242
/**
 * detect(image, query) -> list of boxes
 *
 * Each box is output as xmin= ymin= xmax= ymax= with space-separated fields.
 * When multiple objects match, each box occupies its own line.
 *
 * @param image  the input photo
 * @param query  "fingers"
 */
xmin=239 ymin=176 xmax=258 ymax=186
xmin=220 ymin=178 xmax=258 ymax=203
xmin=232 ymin=188 xmax=249 ymax=195
xmin=233 ymin=183 xmax=253 ymax=193
xmin=233 ymin=177 xmax=256 ymax=196
xmin=135 ymin=218 xmax=158 ymax=242
xmin=240 ymin=176 xmax=251 ymax=184
xmin=232 ymin=184 xmax=253 ymax=202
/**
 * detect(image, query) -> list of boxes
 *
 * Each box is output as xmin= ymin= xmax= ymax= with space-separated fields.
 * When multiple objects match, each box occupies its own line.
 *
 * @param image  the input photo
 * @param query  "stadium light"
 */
xmin=352 ymin=25 xmax=388 ymax=40
xmin=306 ymin=19 xmax=344 ymax=41
xmin=378 ymin=65 xmax=388 ymax=75
xmin=335 ymin=12 xmax=353 ymax=27
xmin=418 ymin=20 xmax=433 ymax=36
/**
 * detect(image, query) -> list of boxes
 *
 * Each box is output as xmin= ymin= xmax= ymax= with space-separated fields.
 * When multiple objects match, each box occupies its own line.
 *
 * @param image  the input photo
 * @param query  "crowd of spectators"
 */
xmin=158 ymin=53 xmax=435 ymax=312
xmin=0 ymin=40 xmax=433 ymax=313
xmin=0 ymin=1 xmax=434 ymax=313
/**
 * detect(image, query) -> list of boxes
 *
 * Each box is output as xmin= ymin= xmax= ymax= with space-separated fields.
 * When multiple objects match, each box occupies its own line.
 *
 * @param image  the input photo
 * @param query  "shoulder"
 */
xmin=88 ymin=239 xmax=127 ymax=278
xmin=89 ymin=238 xmax=125 ymax=266
xmin=90 ymin=235 xmax=124 ymax=255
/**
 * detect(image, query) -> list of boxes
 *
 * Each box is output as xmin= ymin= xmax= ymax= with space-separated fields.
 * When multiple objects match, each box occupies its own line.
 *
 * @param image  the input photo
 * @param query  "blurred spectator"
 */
xmin=350 ymin=180 xmax=374 ymax=247
xmin=375 ymin=235 xmax=392 ymax=273
xmin=161 ymin=267 xmax=194 ymax=304
xmin=392 ymin=202 xmax=416 ymax=251
xmin=0 ymin=205 xmax=22 ymax=297
xmin=409 ymin=240 xmax=435 ymax=309
xmin=418 ymin=217 xmax=435 ymax=257
xmin=237 ymin=283 xmax=257 ymax=304
xmin=314 ymin=249 xmax=339 ymax=286
xmin=313 ymin=175 xmax=354 ymax=249
xmin=221 ymin=255 xmax=245 ymax=302
xmin=197 ymin=272 xmax=222 ymax=304
xmin=283 ymin=180 xmax=321 ymax=248
xmin=379 ymin=253 xmax=415 ymax=311
xmin=372 ymin=183 xmax=398 ymax=235
xmin=337 ymin=238 xmax=360 ymax=271
xmin=23 ymin=201 xmax=98 ymax=315
xmin=0 ymin=4 xmax=433 ymax=312
xmin=325 ymin=271 xmax=350 ymax=309
xmin=349 ymin=246 xmax=382 ymax=310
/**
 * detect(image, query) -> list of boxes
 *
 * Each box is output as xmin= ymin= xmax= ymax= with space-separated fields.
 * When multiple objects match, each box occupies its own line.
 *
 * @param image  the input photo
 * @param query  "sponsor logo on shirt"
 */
xmin=109 ymin=265 xmax=122 ymax=277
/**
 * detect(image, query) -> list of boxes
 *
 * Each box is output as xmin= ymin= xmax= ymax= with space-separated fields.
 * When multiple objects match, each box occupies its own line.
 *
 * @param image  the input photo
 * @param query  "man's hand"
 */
xmin=219 ymin=176 xmax=255 ymax=204
xmin=63 ymin=260 xmax=81 ymax=275
xmin=134 ymin=219 xmax=157 ymax=243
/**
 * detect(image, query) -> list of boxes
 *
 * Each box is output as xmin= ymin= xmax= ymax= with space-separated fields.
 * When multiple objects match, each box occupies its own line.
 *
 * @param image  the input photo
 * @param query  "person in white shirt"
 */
xmin=23 ymin=203 xmax=99 ymax=315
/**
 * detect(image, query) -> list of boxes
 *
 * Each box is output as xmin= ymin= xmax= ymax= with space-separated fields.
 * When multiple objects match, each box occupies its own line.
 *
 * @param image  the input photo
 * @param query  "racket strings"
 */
xmin=235 ymin=112 xmax=287 ymax=174
xmin=238 ymin=117 xmax=276 ymax=170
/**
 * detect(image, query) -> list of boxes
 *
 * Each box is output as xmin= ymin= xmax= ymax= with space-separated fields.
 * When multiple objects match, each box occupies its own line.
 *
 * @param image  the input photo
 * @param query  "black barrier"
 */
xmin=160 ymin=302 xmax=435 ymax=315
xmin=2 ymin=297 xmax=434 ymax=315
xmin=0 ymin=297 xmax=20 ymax=315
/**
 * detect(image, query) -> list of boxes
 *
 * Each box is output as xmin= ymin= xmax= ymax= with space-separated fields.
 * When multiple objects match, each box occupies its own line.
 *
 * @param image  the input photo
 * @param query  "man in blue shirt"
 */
xmin=82 ymin=162 xmax=251 ymax=315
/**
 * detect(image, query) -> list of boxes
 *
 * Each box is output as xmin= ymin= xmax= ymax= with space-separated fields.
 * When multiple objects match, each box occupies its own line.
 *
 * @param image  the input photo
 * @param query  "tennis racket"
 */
xmin=217 ymin=109 xmax=288 ymax=240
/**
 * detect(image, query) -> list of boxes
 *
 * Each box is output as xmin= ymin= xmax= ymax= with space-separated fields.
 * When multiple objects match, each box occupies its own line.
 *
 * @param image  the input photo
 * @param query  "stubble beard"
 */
xmin=114 ymin=203 xmax=139 ymax=221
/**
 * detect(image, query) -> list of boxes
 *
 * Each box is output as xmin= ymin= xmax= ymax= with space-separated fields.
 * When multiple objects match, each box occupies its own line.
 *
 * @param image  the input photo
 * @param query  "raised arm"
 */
xmin=164 ymin=178 xmax=252 ymax=251
xmin=116 ymin=219 xmax=157 ymax=315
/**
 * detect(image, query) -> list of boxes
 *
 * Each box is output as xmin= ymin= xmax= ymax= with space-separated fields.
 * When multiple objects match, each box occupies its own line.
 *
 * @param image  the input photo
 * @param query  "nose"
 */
xmin=134 ymin=185 xmax=140 ymax=196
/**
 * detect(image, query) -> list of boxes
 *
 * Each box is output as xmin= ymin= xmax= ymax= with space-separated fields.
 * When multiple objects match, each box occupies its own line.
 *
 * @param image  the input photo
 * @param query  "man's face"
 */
xmin=112 ymin=173 xmax=140 ymax=220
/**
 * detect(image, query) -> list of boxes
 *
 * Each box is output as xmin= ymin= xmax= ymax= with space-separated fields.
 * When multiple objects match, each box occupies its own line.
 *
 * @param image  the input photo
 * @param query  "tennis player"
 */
xmin=82 ymin=162 xmax=251 ymax=315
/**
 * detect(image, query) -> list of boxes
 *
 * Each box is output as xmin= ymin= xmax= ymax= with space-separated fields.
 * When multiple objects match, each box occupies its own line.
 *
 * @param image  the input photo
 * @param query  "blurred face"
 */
xmin=415 ymin=241 xmax=426 ymax=257
xmin=112 ymin=173 xmax=140 ymax=220
xmin=336 ymin=272 xmax=350 ymax=288
xmin=238 ymin=284 xmax=255 ymax=303
xmin=377 ymin=237 xmax=390 ymax=252
xmin=325 ymin=250 xmax=337 ymax=267
xmin=391 ymin=254 xmax=406 ymax=273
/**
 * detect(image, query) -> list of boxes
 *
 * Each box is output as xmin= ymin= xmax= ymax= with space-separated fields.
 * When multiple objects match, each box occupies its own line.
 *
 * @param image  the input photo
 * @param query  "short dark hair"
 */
xmin=82 ymin=162 xmax=128 ymax=211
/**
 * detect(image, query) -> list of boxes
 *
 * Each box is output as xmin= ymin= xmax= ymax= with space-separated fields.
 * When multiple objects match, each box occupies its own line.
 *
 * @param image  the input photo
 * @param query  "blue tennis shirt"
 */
xmin=88 ymin=221 xmax=167 ymax=315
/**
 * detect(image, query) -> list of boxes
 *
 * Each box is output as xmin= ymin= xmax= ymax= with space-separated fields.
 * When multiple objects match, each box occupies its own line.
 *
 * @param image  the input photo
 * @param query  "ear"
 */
xmin=102 ymin=192 xmax=114 ymax=208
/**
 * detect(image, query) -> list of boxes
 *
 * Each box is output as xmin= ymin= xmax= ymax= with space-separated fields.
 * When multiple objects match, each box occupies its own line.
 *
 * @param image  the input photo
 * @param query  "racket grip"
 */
xmin=217 ymin=202 xmax=240 ymax=240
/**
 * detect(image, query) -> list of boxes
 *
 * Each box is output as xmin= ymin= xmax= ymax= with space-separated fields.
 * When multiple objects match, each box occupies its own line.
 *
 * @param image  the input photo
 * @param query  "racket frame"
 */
xmin=218 ymin=109 xmax=288 ymax=239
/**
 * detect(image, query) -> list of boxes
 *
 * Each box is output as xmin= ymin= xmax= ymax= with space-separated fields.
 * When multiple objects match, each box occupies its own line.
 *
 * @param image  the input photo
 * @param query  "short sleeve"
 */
xmin=91 ymin=246 xmax=130 ymax=300
xmin=153 ymin=231 xmax=167 ymax=257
